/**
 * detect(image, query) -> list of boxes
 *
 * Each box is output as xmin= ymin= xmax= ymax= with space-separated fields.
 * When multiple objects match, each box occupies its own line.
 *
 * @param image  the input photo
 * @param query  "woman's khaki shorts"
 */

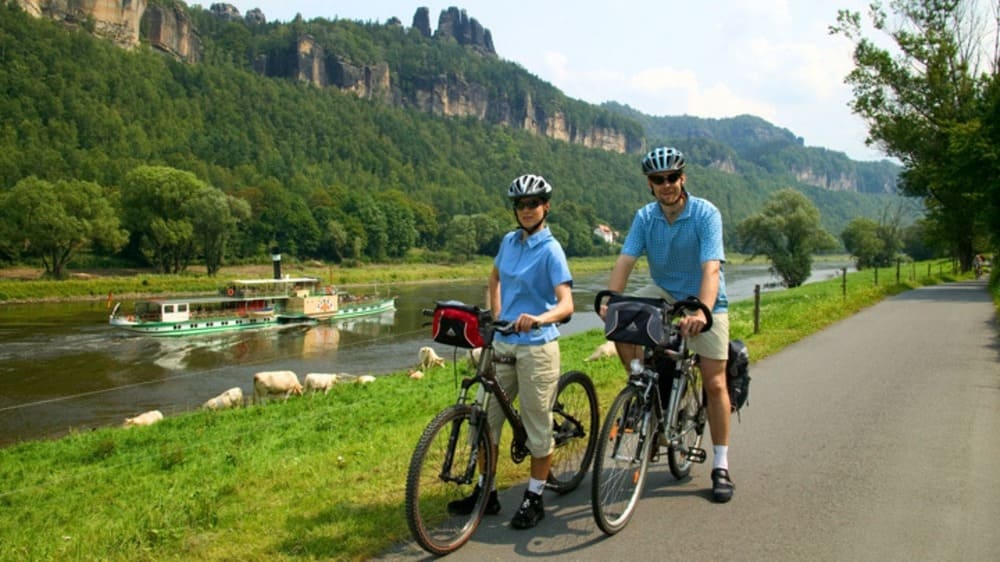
xmin=478 ymin=340 xmax=560 ymax=458
xmin=635 ymin=284 xmax=730 ymax=360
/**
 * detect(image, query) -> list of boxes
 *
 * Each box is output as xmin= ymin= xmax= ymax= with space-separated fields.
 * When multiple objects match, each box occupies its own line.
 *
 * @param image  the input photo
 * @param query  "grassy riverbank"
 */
xmin=0 ymin=261 xmax=986 ymax=561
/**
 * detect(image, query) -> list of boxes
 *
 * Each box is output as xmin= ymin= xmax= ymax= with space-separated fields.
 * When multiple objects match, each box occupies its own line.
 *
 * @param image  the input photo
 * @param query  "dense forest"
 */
xmin=0 ymin=2 xmax=907 ymax=274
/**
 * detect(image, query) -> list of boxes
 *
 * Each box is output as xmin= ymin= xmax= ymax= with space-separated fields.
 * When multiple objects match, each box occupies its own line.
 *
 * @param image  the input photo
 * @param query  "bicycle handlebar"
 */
xmin=593 ymin=290 xmax=713 ymax=333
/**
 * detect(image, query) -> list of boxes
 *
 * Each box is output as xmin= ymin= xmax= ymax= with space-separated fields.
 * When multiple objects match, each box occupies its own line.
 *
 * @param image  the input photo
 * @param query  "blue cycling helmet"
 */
xmin=641 ymin=147 xmax=685 ymax=174
xmin=508 ymin=174 xmax=553 ymax=200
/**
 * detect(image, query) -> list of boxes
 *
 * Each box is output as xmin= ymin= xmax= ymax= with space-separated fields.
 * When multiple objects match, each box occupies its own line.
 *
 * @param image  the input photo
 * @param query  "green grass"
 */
xmin=0 ymin=259 xmax=989 ymax=561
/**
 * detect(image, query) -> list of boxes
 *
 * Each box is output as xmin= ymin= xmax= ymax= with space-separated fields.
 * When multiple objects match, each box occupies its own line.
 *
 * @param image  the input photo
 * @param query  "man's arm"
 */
xmin=608 ymin=254 xmax=638 ymax=293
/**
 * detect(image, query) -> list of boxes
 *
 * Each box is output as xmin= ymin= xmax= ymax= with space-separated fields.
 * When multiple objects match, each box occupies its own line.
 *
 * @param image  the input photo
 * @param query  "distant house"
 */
xmin=593 ymin=224 xmax=618 ymax=244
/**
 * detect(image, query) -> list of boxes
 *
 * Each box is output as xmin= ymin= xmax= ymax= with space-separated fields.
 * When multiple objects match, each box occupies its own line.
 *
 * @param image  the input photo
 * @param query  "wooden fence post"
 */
xmin=753 ymin=284 xmax=761 ymax=334
xmin=842 ymin=268 xmax=847 ymax=299
xmin=896 ymin=258 xmax=901 ymax=284
xmin=874 ymin=266 xmax=878 ymax=285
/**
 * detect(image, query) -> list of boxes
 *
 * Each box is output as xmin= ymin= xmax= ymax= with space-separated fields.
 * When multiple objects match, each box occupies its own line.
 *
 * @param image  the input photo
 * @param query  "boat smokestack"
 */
xmin=271 ymin=247 xmax=282 ymax=280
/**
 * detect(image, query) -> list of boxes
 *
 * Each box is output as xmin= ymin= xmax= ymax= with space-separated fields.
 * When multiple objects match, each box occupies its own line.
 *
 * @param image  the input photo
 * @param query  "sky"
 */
xmin=217 ymin=1 xmax=891 ymax=162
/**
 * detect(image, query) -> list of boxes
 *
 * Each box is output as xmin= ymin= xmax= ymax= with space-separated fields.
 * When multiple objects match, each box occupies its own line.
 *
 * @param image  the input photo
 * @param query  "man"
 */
xmin=604 ymin=146 xmax=734 ymax=503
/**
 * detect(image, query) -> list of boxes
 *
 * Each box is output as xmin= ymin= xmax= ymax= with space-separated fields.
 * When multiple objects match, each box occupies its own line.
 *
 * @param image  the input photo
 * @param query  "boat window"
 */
xmin=179 ymin=304 xmax=188 ymax=312
xmin=164 ymin=305 xmax=174 ymax=313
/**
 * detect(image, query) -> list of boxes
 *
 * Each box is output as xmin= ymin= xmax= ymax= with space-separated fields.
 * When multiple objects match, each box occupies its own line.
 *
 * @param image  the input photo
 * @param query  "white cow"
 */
xmin=407 ymin=369 xmax=424 ymax=380
xmin=202 ymin=387 xmax=244 ymax=410
xmin=585 ymin=341 xmax=618 ymax=362
xmin=253 ymin=370 xmax=303 ymax=403
xmin=303 ymin=373 xmax=340 ymax=394
xmin=356 ymin=375 xmax=376 ymax=384
xmin=418 ymin=346 xmax=446 ymax=370
xmin=124 ymin=409 xmax=164 ymax=427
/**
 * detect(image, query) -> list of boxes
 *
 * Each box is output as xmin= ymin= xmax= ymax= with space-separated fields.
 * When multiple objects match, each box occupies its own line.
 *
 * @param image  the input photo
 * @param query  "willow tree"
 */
xmin=831 ymin=0 xmax=999 ymax=269
xmin=738 ymin=189 xmax=838 ymax=287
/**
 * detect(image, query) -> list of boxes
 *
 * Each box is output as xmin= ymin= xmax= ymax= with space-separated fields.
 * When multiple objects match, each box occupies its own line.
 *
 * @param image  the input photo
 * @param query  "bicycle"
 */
xmin=405 ymin=301 xmax=599 ymax=555
xmin=590 ymin=290 xmax=713 ymax=535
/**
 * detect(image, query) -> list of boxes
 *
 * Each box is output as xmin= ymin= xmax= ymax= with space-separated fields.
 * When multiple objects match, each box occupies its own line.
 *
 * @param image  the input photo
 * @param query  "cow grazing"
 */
xmin=585 ymin=341 xmax=618 ymax=362
xmin=202 ymin=387 xmax=244 ymax=410
xmin=356 ymin=375 xmax=376 ymax=384
xmin=253 ymin=370 xmax=303 ymax=403
xmin=124 ymin=409 xmax=164 ymax=428
xmin=303 ymin=373 xmax=340 ymax=394
xmin=408 ymin=369 xmax=424 ymax=380
xmin=418 ymin=346 xmax=446 ymax=370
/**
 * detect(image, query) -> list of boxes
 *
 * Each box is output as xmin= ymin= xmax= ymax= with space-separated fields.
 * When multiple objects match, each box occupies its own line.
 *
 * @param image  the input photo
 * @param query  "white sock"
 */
xmin=527 ymin=477 xmax=546 ymax=495
xmin=713 ymin=445 xmax=729 ymax=470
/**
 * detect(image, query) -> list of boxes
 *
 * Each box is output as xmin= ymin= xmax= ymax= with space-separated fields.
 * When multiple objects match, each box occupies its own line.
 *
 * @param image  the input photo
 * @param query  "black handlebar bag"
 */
xmin=603 ymin=298 xmax=667 ymax=348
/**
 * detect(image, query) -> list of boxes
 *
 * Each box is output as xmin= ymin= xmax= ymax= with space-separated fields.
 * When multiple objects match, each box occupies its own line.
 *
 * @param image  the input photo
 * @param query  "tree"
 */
xmin=120 ymin=166 xmax=227 ymax=273
xmin=0 ymin=177 xmax=127 ymax=277
xmin=831 ymin=0 xmax=998 ymax=269
xmin=738 ymin=189 xmax=838 ymax=287
xmin=183 ymin=190 xmax=250 ymax=276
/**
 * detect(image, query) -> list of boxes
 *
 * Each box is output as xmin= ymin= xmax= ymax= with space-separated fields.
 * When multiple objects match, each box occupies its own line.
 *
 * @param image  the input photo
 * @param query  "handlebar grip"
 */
xmin=673 ymin=297 xmax=714 ymax=333
xmin=593 ymin=289 xmax=620 ymax=312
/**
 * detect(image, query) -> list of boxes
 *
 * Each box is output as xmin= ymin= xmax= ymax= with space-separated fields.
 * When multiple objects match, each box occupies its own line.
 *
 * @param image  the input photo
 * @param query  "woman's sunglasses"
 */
xmin=648 ymin=172 xmax=683 ymax=185
xmin=513 ymin=198 xmax=545 ymax=210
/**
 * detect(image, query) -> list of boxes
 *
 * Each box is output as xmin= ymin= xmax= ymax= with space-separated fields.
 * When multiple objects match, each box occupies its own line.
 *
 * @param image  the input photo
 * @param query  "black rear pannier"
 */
xmin=727 ymin=339 xmax=750 ymax=414
xmin=432 ymin=302 xmax=486 ymax=349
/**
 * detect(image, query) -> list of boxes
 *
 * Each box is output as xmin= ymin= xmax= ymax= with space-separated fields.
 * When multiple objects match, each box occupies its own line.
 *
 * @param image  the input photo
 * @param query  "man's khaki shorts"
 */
xmin=634 ymin=284 xmax=729 ymax=360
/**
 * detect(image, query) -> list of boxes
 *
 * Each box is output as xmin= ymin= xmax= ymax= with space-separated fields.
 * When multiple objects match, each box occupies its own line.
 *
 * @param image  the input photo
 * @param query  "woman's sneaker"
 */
xmin=510 ymin=491 xmax=545 ymax=529
xmin=711 ymin=468 xmax=735 ymax=503
xmin=446 ymin=484 xmax=501 ymax=515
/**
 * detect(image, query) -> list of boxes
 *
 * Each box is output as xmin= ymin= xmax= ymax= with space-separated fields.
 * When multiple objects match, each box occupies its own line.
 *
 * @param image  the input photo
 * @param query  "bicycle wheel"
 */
xmin=591 ymin=386 xmax=656 ymax=535
xmin=547 ymin=370 xmax=599 ymax=493
xmin=667 ymin=370 xmax=705 ymax=479
xmin=405 ymin=404 xmax=496 ymax=556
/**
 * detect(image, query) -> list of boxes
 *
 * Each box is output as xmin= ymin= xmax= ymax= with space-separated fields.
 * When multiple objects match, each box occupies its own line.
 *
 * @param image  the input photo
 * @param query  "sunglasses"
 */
xmin=513 ymin=198 xmax=545 ymax=210
xmin=649 ymin=172 xmax=683 ymax=185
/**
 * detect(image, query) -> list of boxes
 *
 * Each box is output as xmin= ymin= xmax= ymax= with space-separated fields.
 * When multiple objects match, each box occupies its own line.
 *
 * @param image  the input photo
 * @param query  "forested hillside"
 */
xmin=0 ymin=2 xmax=905 ymax=272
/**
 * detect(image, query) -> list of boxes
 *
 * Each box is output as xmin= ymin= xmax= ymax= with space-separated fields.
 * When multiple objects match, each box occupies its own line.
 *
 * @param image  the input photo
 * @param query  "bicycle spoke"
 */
xmin=548 ymin=371 xmax=598 ymax=494
xmin=406 ymin=405 xmax=494 ymax=555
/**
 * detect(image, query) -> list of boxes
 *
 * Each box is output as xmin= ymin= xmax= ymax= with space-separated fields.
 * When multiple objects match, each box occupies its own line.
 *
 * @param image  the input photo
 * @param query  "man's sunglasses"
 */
xmin=513 ymin=198 xmax=545 ymax=210
xmin=649 ymin=172 xmax=683 ymax=185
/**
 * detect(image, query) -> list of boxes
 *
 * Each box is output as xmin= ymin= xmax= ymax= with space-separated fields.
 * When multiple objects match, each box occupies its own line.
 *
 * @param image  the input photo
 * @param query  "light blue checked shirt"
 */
xmin=621 ymin=195 xmax=728 ymax=313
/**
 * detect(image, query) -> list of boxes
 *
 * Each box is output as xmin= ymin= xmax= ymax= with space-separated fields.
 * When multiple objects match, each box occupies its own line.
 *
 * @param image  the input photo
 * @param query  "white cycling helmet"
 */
xmin=641 ymin=147 xmax=685 ymax=174
xmin=507 ymin=174 xmax=553 ymax=200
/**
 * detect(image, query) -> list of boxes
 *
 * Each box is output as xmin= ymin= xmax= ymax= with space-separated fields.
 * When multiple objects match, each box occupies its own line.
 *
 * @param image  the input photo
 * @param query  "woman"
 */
xmin=447 ymin=173 xmax=574 ymax=530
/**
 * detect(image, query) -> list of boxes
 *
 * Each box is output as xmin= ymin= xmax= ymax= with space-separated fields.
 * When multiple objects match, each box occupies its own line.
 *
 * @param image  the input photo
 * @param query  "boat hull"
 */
xmin=109 ymin=315 xmax=283 ymax=337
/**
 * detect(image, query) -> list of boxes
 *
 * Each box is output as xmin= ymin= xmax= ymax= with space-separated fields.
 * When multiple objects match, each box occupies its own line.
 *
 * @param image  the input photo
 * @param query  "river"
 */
xmin=0 ymin=263 xmax=847 ymax=447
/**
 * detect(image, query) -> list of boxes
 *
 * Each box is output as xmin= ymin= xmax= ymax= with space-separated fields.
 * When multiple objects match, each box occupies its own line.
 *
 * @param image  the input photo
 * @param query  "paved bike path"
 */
xmin=379 ymin=280 xmax=1000 ymax=561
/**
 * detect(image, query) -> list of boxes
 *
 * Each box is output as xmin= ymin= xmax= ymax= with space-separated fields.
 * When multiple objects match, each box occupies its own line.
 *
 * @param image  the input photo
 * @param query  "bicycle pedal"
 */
xmin=685 ymin=447 xmax=707 ymax=463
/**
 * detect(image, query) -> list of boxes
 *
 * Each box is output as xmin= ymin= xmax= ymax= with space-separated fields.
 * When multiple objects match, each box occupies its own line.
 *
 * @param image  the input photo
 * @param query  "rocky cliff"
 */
xmin=16 ymin=0 xmax=201 ymax=62
xmin=16 ymin=1 xmax=635 ymax=153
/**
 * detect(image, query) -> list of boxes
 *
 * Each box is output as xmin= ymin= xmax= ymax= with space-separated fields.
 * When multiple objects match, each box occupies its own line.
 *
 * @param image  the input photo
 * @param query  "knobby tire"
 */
xmin=405 ymin=404 xmax=496 ymax=555
xmin=547 ymin=370 xmax=599 ymax=494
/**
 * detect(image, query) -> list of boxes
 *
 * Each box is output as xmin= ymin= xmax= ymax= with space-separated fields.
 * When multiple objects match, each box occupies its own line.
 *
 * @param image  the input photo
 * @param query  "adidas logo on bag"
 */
xmin=446 ymin=327 xmax=457 ymax=337
xmin=626 ymin=321 xmax=639 ymax=332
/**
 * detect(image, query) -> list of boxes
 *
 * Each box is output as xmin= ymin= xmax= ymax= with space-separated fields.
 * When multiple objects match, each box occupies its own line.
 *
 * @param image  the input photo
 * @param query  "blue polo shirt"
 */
xmin=621 ymin=195 xmax=728 ymax=313
xmin=494 ymin=227 xmax=573 ymax=345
